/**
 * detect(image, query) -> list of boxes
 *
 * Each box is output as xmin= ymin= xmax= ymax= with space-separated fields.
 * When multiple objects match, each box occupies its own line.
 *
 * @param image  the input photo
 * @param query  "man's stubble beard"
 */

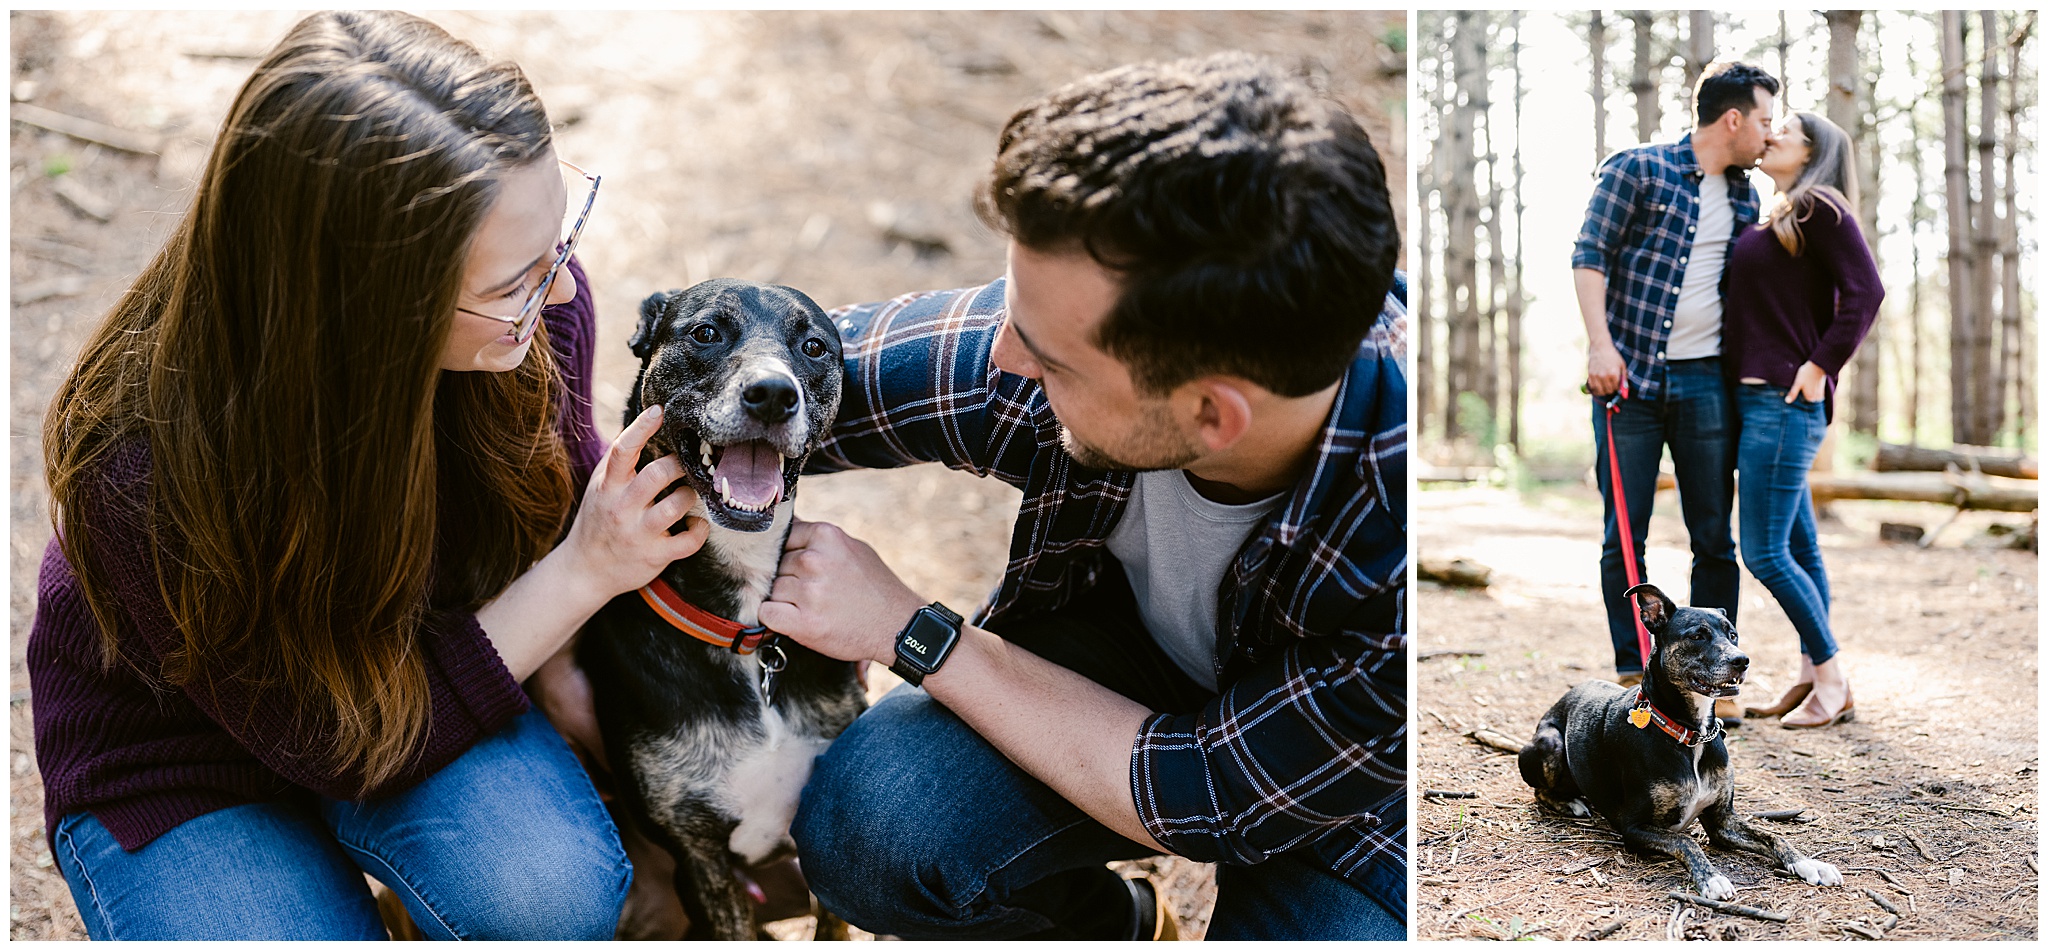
xmin=1057 ymin=398 xmax=1202 ymax=472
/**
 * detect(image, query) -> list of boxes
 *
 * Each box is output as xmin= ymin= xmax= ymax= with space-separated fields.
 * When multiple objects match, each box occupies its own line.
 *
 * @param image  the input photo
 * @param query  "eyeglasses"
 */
xmin=458 ymin=158 xmax=601 ymax=346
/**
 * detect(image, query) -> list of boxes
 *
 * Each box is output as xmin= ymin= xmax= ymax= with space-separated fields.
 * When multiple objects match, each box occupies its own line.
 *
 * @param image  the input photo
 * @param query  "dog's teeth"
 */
xmin=719 ymin=476 xmax=732 ymax=505
xmin=701 ymin=439 xmax=714 ymax=469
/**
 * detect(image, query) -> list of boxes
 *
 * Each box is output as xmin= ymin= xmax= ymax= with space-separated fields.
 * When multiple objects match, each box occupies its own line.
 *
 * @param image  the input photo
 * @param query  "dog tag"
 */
xmin=757 ymin=639 xmax=788 ymax=708
xmin=1629 ymin=707 xmax=1652 ymax=729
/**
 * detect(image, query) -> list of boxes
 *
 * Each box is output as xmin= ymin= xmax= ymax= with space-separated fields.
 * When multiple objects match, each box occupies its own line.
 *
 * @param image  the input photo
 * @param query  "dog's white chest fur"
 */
xmin=719 ymin=705 xmax=830 ymax=864
xmin=634 ymin=498 xmax=815 ymax=864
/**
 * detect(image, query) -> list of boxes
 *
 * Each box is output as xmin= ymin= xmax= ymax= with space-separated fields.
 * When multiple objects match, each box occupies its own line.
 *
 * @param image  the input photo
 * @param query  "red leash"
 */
xmin=1600 ymin=380 xmax=1654 ymax=667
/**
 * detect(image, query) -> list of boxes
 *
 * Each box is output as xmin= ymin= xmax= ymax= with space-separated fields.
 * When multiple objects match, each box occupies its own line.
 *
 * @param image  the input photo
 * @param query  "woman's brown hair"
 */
xmin=44 ymin=10 xmax=573 ymax=793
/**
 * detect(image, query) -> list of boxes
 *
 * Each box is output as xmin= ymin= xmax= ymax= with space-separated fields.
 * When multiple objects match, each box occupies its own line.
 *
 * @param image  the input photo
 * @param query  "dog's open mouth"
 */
xmin=1689 ymin=675 xmax=1745 ymax=698
xmin=668 ymin=427 xmax=799 ymax=532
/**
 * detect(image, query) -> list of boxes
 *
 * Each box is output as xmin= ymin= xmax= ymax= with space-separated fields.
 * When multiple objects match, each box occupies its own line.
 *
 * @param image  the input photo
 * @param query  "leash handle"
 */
xmin=1601 ymin=383 xmax=1653 ymax=667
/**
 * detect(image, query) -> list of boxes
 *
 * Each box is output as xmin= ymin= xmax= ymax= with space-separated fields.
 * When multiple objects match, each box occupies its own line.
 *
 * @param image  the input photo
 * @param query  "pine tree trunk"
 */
xmin=1446 ymin=11 xmax=1485 ymax=442
xmin=1827 ymin=12 xmax=1881 ymax=437
xmin=1509 ymin=10 xmax=1526 ymax=454
xmin=2004 ymin=20 xmax=2030 ymax=446
xmin=1776 ymin=12 xmax=1792 ymax=97
xmin=1973 ymin=11 xmax=2002 ymax=444
xmin=1591 ymin=12 xmax=1609 ymax=166
xmin=1418 ymin=14 xmax=1441 ymax=445
xmin=1941 ymin=11 xmax=1976 ymax=445
xmin=1683 ymin=12 xmax=1714 ymax=110
xmin=1630 ymin=11 xmax=1660 ymax=142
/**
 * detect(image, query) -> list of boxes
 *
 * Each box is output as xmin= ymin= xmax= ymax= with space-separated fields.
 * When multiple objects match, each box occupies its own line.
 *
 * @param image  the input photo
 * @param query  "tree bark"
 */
xmin=1875 ymin=443 xmax=2037 ymax=480
xmin=1508 ymin=10 xmax=1526 ymax=454
xmin=1826 ymin=12 xmax=1881 ymax=438
xmin=1446 ymin=11 xmax=1485 ymax=442
xmin=1591 ymin=12 xmax=1609 ymax=166
xmin=1630 ymin=11 xmax=1661 ymax=142
xmin=1776 ymin=11 xmax=1792 ymax=101
xmin=1940 ymin=11 xmax=1976 ymax=445
xmin=1683 ymin=12 xmax=1715 ymax=114
xmin=1974 ymin=10 xmax=2002 ymax=444
xmin=2004 ymin=17 xmax=2031 ymax=446
xmin=1418 ymin=14 xmax=1442 ymax=444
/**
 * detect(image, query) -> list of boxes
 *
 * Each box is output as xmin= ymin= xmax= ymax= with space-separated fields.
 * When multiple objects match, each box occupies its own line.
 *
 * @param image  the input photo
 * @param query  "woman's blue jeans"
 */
xmin=789 ymin=570 xmax=1405 ymax=939
xmin=51 ymin=707 xmax=628 ymax=940
xmin=1735 ymin=383 xmax=1838 ymax=665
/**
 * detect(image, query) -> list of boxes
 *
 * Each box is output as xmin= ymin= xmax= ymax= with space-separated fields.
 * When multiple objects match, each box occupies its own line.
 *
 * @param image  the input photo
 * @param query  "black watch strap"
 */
xmin=890 ymin=602 xmax=963 ymax=687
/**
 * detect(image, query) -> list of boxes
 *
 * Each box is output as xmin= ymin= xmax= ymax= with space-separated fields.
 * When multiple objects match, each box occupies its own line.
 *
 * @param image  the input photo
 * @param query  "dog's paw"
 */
xmin=1700 ymin=874 xmax=1737 ymax=901
xmin=1791 ymin=858 xmax=1842 ymax=886
xmin=1562 ymin=798 xmax=1592 ymax=818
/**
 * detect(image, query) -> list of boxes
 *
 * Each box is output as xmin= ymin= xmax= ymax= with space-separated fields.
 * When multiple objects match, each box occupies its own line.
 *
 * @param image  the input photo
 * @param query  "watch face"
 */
xmin=898 ymin=610 xmax=954 ymax=672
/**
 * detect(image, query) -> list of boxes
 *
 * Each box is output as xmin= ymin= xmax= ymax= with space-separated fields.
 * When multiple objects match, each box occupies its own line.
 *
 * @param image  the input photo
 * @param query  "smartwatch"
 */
xmin=889 ymin=602 xmax=963 ymax=687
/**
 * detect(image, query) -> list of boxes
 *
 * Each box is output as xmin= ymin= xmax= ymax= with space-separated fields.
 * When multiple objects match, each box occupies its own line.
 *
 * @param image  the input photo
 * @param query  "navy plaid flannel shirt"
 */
xmin=811 ymin=277 xmax=1407 ymax=888
xmin=1571 ymin=134 xmax=1760 ymax=400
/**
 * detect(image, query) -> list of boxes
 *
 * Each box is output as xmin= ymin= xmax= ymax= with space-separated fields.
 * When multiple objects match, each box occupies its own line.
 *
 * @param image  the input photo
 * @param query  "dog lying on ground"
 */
xmin=577 ymin=279 xmax=865 ymax=939
xmin=1518 ymin=583 xmax=1842 ymax=900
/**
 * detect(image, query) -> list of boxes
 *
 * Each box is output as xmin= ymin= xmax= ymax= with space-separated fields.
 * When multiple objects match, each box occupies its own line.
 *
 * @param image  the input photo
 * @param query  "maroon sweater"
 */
xmin=30 ymin=259 xmax=606 ymax=851
xmin=1722 ymin=196 xmax=1885 ymax=421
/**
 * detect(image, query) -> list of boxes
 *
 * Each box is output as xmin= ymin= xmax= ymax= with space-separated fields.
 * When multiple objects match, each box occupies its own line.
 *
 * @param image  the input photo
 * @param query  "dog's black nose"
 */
xmin=742 ymin=377 xmax=799 ymax=423
xmin=1729 ymin=653 xmax=1750 ymax=672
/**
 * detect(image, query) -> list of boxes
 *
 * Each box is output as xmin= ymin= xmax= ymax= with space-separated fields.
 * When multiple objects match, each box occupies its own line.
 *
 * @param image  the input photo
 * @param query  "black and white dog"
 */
xmin=1518 ymin=583 xmax=1842 ymax=900
xmin=578 ymin=279 xmax=865 ymax=939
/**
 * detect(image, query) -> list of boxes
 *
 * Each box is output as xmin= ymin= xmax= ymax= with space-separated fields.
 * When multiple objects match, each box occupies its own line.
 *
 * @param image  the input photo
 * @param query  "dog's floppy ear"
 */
xmin=630 ymin=291 xmax=678 ymax=360
xmin=1623 ymin=582 xmax=1677 ymax=632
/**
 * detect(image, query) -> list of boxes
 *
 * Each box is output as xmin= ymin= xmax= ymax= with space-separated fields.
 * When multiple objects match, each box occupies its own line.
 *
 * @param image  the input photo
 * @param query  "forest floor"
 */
xmin=8 ymin=10 xmax=1405 ymax=940
xmin=1415 ymin=483 xmax=2039 ymax=941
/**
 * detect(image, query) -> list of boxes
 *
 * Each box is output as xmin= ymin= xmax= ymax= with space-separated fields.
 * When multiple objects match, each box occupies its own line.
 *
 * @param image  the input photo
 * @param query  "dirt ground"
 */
xmin=8 ymin=9 xmax=1405 ymax=940
xmin=1415 ymin=483 xmax=2039 ymax=940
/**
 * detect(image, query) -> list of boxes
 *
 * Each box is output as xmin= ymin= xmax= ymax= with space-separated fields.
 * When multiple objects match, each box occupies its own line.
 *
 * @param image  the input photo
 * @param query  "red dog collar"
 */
xmin=636 ymin=577 xmax=767 ymax=654
xmin=1628 ymin=686 xmax=1721 ymax=747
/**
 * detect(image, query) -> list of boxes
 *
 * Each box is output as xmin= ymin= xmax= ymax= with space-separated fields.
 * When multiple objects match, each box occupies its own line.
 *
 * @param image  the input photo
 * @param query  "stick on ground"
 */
xmin=1664 ymin=892 xmax=1791 ymax=923
xmin=1862 ymin=887 xmax=1900 ymax=916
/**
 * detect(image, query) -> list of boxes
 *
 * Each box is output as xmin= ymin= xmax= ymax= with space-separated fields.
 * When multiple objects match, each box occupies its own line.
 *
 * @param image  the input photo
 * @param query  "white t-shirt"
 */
xmin=1667 ymin=173 xmax=1732 ymax=360
xmin=1104 ymin=469 xmax=1284 ymax=692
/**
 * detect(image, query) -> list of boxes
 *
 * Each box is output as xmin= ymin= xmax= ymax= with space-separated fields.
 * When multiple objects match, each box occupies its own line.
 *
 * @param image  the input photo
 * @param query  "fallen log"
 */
xmin=1419 ymin=557 xmax=1492 ymax=587
xmin=11 ymin=103 xmax=161 ymax=154
xmin=1806 ymin=471 xmax=2037 ymax=512
xmin=1876 ymin=443 xmax=2036 ymax=479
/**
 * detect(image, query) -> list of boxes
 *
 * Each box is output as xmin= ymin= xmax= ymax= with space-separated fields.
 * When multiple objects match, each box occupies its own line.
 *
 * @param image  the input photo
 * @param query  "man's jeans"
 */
xmin=1590 ymin=357 xmax=1741 ymax=674
xmin=52 ymin=708 xmax=628 ymax=940
xmin=1735 ymin=383 xmax=1838 ymax=664
xmin=790 ymin=571 xmax=1405 ymax=938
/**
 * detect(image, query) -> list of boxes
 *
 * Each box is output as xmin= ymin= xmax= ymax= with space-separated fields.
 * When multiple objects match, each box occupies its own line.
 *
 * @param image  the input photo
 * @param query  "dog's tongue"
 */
xmin=718 ymin=440 xmax=783 ymax=507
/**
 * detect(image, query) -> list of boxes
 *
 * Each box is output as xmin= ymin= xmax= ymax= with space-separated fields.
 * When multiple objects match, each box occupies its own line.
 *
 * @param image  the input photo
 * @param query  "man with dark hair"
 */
xmin=1571 ymin=61 xmax=1778 ymax=687
xmin=756 ymin=52 xmax=1406 ymax=939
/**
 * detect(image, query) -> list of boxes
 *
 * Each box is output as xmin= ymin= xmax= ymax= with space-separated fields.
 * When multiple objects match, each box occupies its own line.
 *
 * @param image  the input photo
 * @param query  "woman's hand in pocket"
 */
xmin=1786 ymin=362 xmax=1828 ymax=404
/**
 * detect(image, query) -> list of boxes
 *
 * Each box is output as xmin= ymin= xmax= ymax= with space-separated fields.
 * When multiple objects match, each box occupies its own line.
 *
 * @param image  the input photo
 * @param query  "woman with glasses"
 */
xmin=30 ymin=11 xmax=700 ymax=938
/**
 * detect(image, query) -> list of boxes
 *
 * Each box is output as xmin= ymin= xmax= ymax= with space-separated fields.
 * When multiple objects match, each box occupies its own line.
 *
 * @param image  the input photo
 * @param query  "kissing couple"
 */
xmin=1571 ymin=61 xmax=1884 ymax=734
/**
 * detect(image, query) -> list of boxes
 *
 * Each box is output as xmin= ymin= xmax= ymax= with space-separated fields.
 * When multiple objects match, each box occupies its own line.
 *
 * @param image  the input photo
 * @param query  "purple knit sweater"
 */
xmin=30 ymin=258 xmax=607 ymax=851
xmin=1722 ymin=196 xmax=1885 ymax=421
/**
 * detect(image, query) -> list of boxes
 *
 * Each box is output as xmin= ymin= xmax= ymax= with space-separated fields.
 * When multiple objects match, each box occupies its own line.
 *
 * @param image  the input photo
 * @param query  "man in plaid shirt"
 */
xmin=758 ymin=53 xmax=1405 ymax=939
xmin=1570 ymin=62 xmax=1775 ymax=685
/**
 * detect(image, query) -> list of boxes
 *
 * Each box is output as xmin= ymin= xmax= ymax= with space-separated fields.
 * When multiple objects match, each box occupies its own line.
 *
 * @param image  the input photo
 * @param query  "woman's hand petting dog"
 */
xmin=561 ymin=403 xmax=712 ymax=600
xmin=760 ymin=519 xmax=928 ymax=668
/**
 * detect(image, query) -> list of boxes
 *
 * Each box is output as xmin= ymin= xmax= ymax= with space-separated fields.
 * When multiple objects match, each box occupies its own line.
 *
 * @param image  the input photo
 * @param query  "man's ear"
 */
xmin=1190 ymin=378 xmax=1254 ymax=453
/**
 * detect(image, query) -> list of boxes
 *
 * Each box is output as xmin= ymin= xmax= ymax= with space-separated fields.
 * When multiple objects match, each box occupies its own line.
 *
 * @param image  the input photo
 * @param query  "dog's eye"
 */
xmin=802 ymin=338 xmax=827 ymax=359
xmin=690 ymin=324 xmax=720 ymax=345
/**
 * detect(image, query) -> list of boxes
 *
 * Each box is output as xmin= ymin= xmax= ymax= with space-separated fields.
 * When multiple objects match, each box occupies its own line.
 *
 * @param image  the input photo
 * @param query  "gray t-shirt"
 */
xmin=1667 ymin=173 xmax=1732 ymax=359
xmin=1104 ymin=469 xmax=1284 ymax=691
